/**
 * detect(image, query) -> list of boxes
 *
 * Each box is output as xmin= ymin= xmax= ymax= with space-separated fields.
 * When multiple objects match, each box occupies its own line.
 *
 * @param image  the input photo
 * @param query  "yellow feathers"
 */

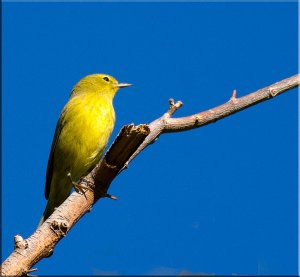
xmin=39 ymin=74 xmax=132 ymax=225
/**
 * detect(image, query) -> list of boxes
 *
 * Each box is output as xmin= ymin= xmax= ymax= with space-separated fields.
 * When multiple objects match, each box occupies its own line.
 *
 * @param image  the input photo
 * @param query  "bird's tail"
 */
xmin=38 ymin=175 xmax=72 ymax=227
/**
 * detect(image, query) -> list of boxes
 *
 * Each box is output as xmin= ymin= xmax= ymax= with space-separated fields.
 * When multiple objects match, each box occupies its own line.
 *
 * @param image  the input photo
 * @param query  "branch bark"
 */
xmin=1 ymin=74 xmax=299 ymax=276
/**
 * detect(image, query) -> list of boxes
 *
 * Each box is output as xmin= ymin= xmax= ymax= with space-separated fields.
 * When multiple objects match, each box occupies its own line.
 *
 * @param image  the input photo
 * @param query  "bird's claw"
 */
xmin=67 ymin=173 xmax=93 ymax=195
xmin=67 ymin=173 xmax=116 ymax=200
xmin=73 ymin=182 xmax=93 ymax=194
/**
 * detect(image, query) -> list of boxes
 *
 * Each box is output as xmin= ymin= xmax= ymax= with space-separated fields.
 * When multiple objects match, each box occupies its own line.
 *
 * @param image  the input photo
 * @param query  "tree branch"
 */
xmin=1 ymin=74 xmax=299 ymax=276
xmin=123 ymin=74 xmax=299 ymax=168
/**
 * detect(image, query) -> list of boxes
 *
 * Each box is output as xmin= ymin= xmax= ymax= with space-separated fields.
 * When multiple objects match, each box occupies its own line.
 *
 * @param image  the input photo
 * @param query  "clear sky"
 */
xmin=2 ymin=2 xmax=298 ymax=276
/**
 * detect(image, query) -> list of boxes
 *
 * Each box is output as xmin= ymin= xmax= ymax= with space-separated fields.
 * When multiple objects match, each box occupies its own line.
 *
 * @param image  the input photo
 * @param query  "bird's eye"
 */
xmin=103 ymin=77 xmax=110 ymax=82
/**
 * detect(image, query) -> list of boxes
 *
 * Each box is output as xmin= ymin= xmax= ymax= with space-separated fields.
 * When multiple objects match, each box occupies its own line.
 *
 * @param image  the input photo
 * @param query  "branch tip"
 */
xmin=105 ymin=193 xmax=118 ymax=200
xmin=231 ymin=89 xmax=237 ymax=99
xmin=99 ymin=192 xmax=118 ymax=200
xmin=27 ymin=268 xmax=37 ymax=273
xmin=168 ymin=98 xmax=175 ymax=105
xmin=175 ymin=100 xmax=183 ymax=108
xmin=117 ymin=162 xmax=128 ymax=175
xmin=167 ymin=98 xmax=183 ymax=117
xmin=229 ymin=89 xmax=238 ymax=104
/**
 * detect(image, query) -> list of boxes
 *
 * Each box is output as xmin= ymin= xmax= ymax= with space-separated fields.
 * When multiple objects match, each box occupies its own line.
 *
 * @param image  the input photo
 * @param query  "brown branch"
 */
xmin=123 ymin=74 xmax=299 ymax=167
xmin=1 ymin=74 xmax=299 ymax=276
xmin=0 ymin=125 xmax=150 ymax=276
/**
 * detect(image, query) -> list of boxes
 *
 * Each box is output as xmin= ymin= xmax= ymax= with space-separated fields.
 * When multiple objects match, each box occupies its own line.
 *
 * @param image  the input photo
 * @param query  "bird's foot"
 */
xmin=67 ymin=173 xmax=93 ymax=195
xmin=67 ymin=173 xmax=117 ymax=200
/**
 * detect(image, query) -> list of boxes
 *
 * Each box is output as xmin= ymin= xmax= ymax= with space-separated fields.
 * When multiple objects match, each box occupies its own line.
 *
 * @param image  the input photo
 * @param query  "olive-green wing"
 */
xmin=44 ymin=110 xmax=66 ymax=200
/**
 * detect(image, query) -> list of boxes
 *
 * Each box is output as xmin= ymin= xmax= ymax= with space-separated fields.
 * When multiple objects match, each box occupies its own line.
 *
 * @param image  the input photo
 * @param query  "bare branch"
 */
xmin=1 ymin=125 xmax=150 ymax=276
xmin=124 ymin=74 xmax=299 ymax=166
xmin=166 ymin=98 xmax=183 ymax=118
xmin=164 ymin=74 xmax=299 ymax=132
xmin=1 ymin=74 xmax=298 ymax=276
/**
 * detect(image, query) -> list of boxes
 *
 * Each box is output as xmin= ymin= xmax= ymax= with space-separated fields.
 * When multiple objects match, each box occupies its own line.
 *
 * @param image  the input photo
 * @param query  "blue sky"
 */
xmin=2 ymin=2 xmax=298 ymax=276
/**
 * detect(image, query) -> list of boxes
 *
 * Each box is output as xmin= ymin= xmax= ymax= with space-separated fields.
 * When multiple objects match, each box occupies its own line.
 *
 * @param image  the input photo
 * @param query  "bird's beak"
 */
xmin=115 ymin=83 xmax=133 ymax=88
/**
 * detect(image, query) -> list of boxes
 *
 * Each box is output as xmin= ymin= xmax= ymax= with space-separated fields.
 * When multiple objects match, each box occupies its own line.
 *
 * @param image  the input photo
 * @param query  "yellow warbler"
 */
xmin=39 ymin=74 xmax=132 ymax=225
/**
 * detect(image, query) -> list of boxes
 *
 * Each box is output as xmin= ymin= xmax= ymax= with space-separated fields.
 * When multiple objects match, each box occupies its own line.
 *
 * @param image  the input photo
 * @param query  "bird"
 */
xmin=38 ymin=74 xmax=132 ymax=226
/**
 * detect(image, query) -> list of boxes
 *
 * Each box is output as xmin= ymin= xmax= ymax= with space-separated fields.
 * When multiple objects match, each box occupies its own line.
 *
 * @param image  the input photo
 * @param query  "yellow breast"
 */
xmin=54 ymin=92 xmax=115 ymax=180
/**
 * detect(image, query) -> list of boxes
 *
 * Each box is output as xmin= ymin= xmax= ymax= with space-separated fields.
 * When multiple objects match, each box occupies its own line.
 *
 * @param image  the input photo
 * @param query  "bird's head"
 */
xmin=71 ymin=73 xmax=132 ymax=98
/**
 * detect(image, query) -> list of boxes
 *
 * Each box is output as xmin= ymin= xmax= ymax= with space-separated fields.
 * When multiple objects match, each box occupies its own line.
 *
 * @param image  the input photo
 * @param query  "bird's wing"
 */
xmin=44 ymin=109 xmax=66 ymax=200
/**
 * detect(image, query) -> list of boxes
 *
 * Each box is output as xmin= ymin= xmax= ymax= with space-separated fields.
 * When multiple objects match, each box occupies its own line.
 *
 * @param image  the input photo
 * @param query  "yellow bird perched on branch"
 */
xmin=39 ymin=74 xmax=132 ymax=226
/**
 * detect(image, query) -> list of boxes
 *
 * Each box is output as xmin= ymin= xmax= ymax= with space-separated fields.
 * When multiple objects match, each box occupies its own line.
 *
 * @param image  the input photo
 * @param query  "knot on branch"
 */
xmin=194 ymin=115 xmax=201 ymax=125
xmin=50 ymin=220 xmax=68 ymax=237
xmin=45 ymin=249 xmax=54 ymax=258
xmin=269 ymin=87 xmax=279 ymax=97
xmin=14 ymin=235 xmax=28 ymax=250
